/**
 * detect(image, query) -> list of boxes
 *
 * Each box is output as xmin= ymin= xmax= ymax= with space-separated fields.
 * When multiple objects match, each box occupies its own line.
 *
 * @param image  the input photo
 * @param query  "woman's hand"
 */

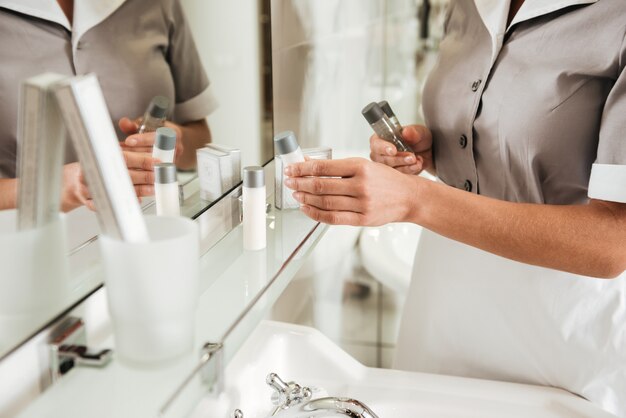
xmin=60 ymin=162 xmax=90 ymax=212
xmin=284 ymin=157 xmax=421 ymax=226
xmin=118 ymin=117 xmax=184 ymax=160
xmin=62 ymin=151 xmax=158 ymax=212
xmin=369 ymin=124 xmax=434 ymax=175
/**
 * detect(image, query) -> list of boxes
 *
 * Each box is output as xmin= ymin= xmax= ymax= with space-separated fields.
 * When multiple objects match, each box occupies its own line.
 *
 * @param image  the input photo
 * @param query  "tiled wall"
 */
xmin=271 ymin=0 xmax=424 ymax=152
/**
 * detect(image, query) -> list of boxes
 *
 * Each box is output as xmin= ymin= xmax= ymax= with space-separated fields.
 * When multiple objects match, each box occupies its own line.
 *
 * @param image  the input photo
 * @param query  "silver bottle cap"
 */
xmin=274 ymin=131 xmax=300 ymax=155
xmin=378 ymin=100 xmax=396 ymax=118
xmin=243 ymin=166 xmax=265 ymax=188
xmin=155 ymin=127 xmax=176 ymax=151
xmin=147 ymin=96 xmax=169 ymax=118
xmin=154 ymin=163 xmax=177 ymax=184
xmin=361 ymin=102 xmax=385 ymax=124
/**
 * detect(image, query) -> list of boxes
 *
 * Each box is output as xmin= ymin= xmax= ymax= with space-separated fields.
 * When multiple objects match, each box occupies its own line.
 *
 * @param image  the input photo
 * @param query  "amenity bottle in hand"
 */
xmin=362 ymin=102 xmax=410 ymax=152
xmin=153 ymin=127 xmax=176 ymax=163
xmin=138 ymin=96 xmax=169 ymax=134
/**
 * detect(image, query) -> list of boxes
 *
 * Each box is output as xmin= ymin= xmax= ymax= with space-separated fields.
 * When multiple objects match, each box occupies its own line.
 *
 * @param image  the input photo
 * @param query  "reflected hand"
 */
xmin=118 ymin=117 xmax=184 ymax=162
xmin=60 ymin=162 xmax=90 ymax=212
xmin=284 ymin=158 xmax=421 ymax=226
xmin=369 ymin=124 xmax=434 ymax=175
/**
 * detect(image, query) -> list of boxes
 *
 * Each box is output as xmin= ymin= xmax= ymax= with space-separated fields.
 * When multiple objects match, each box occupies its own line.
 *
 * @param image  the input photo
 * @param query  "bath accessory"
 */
xmin=138 ymin=95 xmax=169 ymax=134
xmin=54 ymin=74 xmax=149 ymax=242
xmin=266 ymin=373 xmax=379 ymax=418
xmin=377 ymin=100 xmax=402 ymax=132
xmin=275 ymin=146 xmax=332 ymax=210
xmin=361 ymin=102 xmax=410 ymax=152
xmin=99 ymin=215 xmax=199 ymax=365
xmin=197 ymin=147 xmax=235 ymax=202
xmin=153 ymin=127 xmax=177 ymax=163
xmin=243 ymin=166 xmax=266 ymax=251
xmin=154 ymin=163 xmax=180 ymax=216
xmin=16 ymin=73 xmax=67 ymax=230
xmin=49 ymin=317 xmax=112 ymax=384
xmin=205 ymin=143 xmax=242 ymax=185
xmin=274 ymin=131 xmax=305 ymax=209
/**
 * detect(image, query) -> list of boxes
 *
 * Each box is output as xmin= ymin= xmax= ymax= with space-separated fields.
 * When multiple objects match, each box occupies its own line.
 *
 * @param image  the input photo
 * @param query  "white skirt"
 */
xmin=394 ymin=229 xmax=626 ymax=417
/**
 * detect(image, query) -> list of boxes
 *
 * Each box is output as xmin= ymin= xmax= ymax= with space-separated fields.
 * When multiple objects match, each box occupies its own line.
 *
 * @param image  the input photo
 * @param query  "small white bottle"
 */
xmin=154 ymin=163 xmax=180 ymax=217
xmin=243 ymin=166 xmax=266 ymax=251
xmin=274 ymin=131 xmax=305 ymax=208
xmin=153 ymin=127 xmax=176 ymax=163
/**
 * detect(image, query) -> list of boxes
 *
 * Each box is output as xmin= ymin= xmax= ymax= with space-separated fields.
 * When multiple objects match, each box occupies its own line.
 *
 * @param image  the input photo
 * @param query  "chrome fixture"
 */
xmin=49 ymin=317 xmax=112 ymax=384
xmin=266 ymin=373 xmax=379 ymax=418
xmin=233 ymin=409 xmax=244 ymax=418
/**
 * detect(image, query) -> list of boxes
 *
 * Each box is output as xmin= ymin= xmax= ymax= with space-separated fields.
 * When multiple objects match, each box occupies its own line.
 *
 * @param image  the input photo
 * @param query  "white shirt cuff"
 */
xmin=588 ymin=163 xmax=626 ymax=203
xmin=173 ymin=85 xmax=219 ymax=125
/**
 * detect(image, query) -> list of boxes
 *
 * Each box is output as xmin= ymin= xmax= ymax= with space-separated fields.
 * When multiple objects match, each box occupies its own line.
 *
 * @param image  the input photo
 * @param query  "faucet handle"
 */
xmin=266 ymin=373 xmax=312 ymax=409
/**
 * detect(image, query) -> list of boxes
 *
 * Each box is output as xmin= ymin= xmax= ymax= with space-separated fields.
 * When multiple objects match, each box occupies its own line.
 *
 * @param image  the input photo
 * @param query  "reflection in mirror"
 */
xmin=0 ymin=0 xmax=273 ymax=360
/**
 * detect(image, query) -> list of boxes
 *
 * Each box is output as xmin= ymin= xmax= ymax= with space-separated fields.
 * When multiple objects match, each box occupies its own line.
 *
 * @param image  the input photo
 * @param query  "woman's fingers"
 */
xmin=293 ymin=192 xmax=362 ymax=212
xmin=128 ymin=168 xmax=155 ymax=186
xmin=123 ymin=151 xmax=158 ymax=171
xmin=284 ymin=176 xmax=357 ymax=197
xmin=124 ymin=132 xmax=156 ymax=148
xmin=118 ymin=117 xmax=139 ymax=135
xmin=285 ymin=158 xmax=364 ymax=178
xmin=299 ymin=205 xmax=363 ymax=226
xmin=370 ymin=134 xmax=397 ymax=157
xmin=371 ymin=151 xmax=418 ymax=168
xmin=134 ymin=184 xmax=155 ymax=197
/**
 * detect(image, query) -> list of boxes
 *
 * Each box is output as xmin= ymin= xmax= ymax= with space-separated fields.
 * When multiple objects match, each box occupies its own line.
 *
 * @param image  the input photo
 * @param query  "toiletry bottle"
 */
xmin=154 ymin=163 xmax=180 ymax=217
xmin=138 ymin=96 xmax=169 ymax=134
xmin=361 ymin=102 xmax=411 ymax=152
xmin=378 ymin=100 xmax=402 ymax=132
xmin=274 ymin=131 xmax=305 ymax=165
xmin=153 ymin=127 xmax=176 ymax=163
xmin=274 ymin=131 xmax=305 ymax=209
xmin=243 ymin=166 xmax=266 ymax=251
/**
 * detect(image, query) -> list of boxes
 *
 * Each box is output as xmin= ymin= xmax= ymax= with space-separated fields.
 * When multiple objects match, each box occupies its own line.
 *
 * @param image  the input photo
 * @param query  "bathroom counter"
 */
xmin=17 ymin=203 xmax=327 ymax=418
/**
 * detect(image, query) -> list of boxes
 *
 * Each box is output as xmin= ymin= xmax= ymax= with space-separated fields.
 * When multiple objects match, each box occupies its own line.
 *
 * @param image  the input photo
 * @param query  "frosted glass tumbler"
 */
xmin=99 ymin=216 xmax=199 ymax=366
xmin=0 ymin=209 xmax=69 ymax=317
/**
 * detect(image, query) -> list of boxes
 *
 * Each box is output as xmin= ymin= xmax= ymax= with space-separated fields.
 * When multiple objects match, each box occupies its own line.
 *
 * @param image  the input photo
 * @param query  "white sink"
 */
xmin=190 ymin=321 xmax=615 ymax=418
xmin=359 ymin=222 xmax=422 ymax=294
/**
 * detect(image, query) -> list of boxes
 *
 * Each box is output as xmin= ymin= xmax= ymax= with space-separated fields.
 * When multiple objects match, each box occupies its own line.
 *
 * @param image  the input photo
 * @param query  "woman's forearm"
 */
xmin=0 ymin=178 xmax=17 ymax=210
xmin=410 ymin=178 xmax=626 ymax=278
xmin=176 ymin=119 xmax=211 ymax=170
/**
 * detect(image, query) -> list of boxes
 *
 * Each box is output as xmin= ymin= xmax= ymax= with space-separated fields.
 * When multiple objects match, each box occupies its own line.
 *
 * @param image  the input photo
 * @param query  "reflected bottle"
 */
xmin=361 ymin=102 xmax=410 ymax=152
xmin=154 ymin=163 xmax=180 ymax=217
xmin=153 ymin=127 xmax=176 ymax=164
xmin=138 ymin=96 xmax=169 ymax=134
xmin=243 ymin=166 xmax=266 ymax=251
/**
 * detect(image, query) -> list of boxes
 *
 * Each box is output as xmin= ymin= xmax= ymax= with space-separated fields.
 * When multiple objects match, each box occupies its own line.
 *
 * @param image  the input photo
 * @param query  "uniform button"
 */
xmin=471 ymin=79 xmax=482 ymax=92
xmin=459 ymin=135 xmax=468 ymax=149
xmin=464 ymin=180 xmax=473 ymax=192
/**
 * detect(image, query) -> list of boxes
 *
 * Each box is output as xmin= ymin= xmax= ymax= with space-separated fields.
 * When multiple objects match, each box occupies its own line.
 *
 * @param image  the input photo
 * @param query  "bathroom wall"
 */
xmin=271 ymin=0 xmax=431 ymax=153
xmin=270 ymin=0 xmax=449 ymax=368
xmin=180 ymin=0 xmax=269 ymax=168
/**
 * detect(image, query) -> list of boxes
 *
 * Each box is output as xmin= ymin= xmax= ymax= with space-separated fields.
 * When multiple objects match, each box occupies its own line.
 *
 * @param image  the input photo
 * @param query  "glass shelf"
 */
xmin=17 ymin=197 xmax=327 ymax=418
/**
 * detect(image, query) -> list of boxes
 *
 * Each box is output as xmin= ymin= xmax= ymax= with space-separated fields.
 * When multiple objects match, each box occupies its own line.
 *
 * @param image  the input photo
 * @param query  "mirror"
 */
xmin=0 ymin=0 xmax=273 ymax=359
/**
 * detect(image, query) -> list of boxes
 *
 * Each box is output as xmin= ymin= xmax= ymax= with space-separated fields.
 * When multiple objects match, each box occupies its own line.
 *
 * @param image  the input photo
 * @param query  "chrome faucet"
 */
xmin=266 ymin=373 xmax=379 ymax=418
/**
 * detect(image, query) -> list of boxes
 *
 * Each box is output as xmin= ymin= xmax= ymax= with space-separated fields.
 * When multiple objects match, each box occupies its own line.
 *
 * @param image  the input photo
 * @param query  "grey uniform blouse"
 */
xmin=399 ymin=1 xmax=626 ymax=416
xmin=424 ymin=0 xmax=626 ymax=205
xmin=0 ymin=0 xmax=217 ymax=178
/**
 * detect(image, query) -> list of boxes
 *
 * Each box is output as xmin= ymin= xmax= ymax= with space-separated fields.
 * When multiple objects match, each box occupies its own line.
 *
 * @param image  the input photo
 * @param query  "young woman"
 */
xmin=285 ymin=0 xmax=626 ymax=415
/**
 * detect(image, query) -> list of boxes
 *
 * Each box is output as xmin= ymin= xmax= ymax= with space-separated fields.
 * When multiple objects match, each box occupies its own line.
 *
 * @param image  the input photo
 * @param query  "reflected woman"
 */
xmin=0 ymin=0 xmax=216 ymax=211
xmin=285 ymin=0 xmax=626 ymax=416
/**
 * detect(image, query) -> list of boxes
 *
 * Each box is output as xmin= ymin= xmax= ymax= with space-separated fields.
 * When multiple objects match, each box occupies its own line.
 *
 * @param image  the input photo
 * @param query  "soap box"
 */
xmin=275 ymin=147 xmax=332 ymax=210
xmin=205 ymin=143 xmax=241 ymax=185
xmin=197 ymin=147 xmax=234 ymax=202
